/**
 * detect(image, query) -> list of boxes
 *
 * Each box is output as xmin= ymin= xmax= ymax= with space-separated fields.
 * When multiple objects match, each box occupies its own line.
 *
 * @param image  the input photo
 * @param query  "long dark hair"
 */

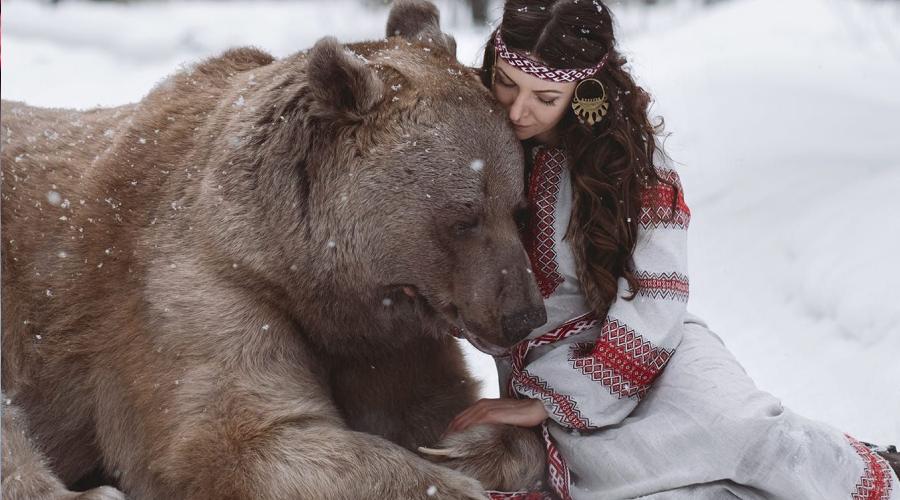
xmin=480 ymin=0 xmax=678 ymax=315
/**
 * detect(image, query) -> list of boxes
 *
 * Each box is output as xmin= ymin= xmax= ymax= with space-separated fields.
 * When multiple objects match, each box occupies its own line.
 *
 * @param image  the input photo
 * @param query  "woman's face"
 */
xmin=492 ymin=57 xmax=577 ymax=144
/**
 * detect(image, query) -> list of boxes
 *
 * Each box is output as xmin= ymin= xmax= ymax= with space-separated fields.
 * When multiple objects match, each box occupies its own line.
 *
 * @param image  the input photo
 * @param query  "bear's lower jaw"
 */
xmin=457 ymin=329 xmax=510 ymax=357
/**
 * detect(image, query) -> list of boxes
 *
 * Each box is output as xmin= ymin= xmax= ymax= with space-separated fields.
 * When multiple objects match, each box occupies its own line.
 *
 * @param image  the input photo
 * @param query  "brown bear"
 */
xmin=0 ymin=1 xmax=548 ymax=499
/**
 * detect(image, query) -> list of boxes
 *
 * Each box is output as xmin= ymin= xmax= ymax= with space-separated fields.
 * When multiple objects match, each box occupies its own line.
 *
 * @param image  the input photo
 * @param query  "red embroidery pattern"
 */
xmin=495 ymin=30 xmax=607 ymax=83
xmin=635 ymin=271 xmax=690 ymax=302
xmin=542 ymin=421 xmax=572 ymax=500
xmin=639 ymin=168 xmax=690 ymax=230
xmin=525 ymin=147 xmax=566 ymax=298
xmin=503 ymin=312 xmax=674 ymax=500
xmin=507 ymin=312 xmax=599 ymax=402
xmin=569 ymin=318 xmax=674 ymax=400
xmin=847 ymin=435 xmax=894 ymax=500
xmin=513 ymin=372 xmax=591 ymax=430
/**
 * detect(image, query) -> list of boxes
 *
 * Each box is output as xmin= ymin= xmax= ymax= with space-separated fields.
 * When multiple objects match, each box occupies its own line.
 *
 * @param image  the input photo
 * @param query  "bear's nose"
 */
xmin=501 ymin=306 xmax=548 ymax=345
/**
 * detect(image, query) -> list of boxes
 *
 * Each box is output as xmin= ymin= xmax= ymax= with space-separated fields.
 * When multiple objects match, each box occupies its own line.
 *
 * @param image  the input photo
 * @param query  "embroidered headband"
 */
xmin=494 ymin=29 xmax=609 ymax=83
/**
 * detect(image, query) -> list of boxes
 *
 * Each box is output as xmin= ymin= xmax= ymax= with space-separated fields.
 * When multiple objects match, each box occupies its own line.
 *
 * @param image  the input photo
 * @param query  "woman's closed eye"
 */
xmin=495 ymin=69 xmax=559 ymax=106
xmin=537 ymin=95 xmax=558 ymax=106
xmin=496 ymin=75 xmax=517 ymax=89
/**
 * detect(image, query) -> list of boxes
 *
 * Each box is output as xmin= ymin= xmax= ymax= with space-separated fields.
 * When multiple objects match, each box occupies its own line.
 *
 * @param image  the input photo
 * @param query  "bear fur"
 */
xmin=0 ymin=1 xmax=548 ymax=499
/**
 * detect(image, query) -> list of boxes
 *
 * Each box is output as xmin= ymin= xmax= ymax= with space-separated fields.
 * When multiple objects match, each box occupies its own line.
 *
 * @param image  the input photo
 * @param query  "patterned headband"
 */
xmin=494 ymin=29 xmax=608 ymax=83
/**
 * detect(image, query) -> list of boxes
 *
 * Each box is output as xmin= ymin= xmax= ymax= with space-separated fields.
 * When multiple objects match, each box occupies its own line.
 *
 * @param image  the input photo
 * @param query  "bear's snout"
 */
xmin=500 ymin=306 xmax=548 ymax=345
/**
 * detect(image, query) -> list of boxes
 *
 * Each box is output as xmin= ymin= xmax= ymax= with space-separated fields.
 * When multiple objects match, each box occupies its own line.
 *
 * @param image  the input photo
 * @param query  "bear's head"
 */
xmin=208 ymin=0 xmax=546 ymax=358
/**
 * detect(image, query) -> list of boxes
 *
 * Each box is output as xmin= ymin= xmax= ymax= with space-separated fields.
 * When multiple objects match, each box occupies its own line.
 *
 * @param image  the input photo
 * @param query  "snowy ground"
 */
xmin=2 ymin=0 xmax=899 ymax=444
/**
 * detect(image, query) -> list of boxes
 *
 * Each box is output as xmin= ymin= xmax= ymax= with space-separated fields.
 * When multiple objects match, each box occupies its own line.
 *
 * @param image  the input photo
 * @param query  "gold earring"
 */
xmin=571 ymin=78 xmax=609 ymax=126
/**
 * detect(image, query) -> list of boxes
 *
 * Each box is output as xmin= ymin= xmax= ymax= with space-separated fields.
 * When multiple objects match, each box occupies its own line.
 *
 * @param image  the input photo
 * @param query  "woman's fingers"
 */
xmin=449 ymin=401 xmax=490 ymax=433
xmin=445 ymin=399 xmax=491 ymax=434
xmin=443 ymin=398 xmax=548 ymax=436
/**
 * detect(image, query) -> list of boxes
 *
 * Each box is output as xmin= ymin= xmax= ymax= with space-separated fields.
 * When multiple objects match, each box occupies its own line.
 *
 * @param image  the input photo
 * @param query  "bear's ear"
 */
xmin=306 ymin=37 xmax=384 ymax=118
xmin=386 ymin=0 xmax=457 ymax=58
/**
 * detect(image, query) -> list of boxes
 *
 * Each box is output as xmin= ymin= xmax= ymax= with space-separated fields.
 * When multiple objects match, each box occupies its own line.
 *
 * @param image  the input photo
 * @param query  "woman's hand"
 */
xmin=443 ymin=398 xmax=549 ymax=436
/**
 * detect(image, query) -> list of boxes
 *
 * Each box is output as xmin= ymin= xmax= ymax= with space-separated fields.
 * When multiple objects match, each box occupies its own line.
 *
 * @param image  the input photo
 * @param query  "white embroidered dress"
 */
xmin=491 ymin=146 xmax=899 ymax=500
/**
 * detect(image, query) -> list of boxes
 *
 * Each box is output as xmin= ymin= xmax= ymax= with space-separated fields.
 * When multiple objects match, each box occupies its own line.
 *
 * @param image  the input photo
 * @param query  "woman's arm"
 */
xmin=512 ymin=168 xmax=691 ymax=430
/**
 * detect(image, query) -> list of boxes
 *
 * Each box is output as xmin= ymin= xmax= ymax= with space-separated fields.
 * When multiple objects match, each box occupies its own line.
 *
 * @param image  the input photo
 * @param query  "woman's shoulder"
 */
xmin=648 ymin=146 xmax=684 ymax=188
xmin=638 ymin=163 xmax=690 ymax=230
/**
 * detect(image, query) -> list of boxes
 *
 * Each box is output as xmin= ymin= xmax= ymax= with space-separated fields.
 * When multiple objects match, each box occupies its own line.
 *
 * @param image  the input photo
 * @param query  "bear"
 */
xmin=0 ymin=1 xmax=548 ymax=499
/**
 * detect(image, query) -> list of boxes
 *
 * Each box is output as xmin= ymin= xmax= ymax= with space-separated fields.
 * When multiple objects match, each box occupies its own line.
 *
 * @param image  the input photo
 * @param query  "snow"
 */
xmin=2 ymin=0 xmax=489 ymax=109
xmin=626 ymin=0 xmax=900 ymax=445
xmin=46 ymin=190 xmax=63 ymax=206
xmin=3 ymin=0 xmax=899 ymax=445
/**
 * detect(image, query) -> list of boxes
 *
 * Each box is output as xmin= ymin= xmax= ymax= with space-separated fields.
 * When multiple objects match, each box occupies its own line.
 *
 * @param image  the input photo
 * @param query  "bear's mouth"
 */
xmin=456 ymin=328 xmax=510 ymax=357
xmin=397 ymin=284 xmax=509 ymax=357
xmin=447 ymin=304 xmax=510 ymax=357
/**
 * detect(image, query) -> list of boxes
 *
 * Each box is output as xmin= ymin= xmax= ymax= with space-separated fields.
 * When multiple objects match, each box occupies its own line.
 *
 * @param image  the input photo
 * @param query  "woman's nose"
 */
xmin=508 ymin=94 xmax=528 ymax=123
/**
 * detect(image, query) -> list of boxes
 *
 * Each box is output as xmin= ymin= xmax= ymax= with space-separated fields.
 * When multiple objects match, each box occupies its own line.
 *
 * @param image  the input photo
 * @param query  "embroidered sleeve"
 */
xmin=511 ymin=169 xmax=691 ymax=430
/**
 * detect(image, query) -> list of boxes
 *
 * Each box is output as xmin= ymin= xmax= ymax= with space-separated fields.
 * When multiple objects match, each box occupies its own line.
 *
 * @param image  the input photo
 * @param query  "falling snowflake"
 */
xmin=47 ymin=191 xmax=62 ymax=206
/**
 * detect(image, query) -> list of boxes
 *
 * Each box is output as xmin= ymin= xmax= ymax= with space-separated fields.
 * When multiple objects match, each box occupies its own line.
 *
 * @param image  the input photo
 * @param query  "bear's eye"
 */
xmin=452 ymin=219 xmax=479 ymax=235
xmin=513 ymin=204 xmax=529 ymax=228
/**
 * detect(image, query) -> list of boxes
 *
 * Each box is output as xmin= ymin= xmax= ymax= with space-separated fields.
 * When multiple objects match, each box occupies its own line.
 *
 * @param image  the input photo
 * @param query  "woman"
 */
xmin=441 ymin=0 xmax=900 ymax=499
